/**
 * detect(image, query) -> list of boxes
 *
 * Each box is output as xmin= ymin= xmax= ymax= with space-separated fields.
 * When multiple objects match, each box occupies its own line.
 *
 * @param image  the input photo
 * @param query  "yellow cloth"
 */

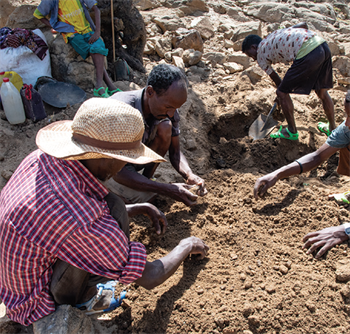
xmin=34 ymin=0 xmax=95 ymax=43
xmin=296 ymin=35 xmax=326 ymax=60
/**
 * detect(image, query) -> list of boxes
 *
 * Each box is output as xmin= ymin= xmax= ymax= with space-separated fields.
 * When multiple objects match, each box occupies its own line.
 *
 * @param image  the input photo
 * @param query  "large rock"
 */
xmin=226 ymin=6 xmax=250 ymax=22
xmin=244 ymin=3 xmax=293 ymax=23
xmin=155 ymin=34 xmax=172 ymax=58
xmin=294 ymin=8 xmax=335 ymax=32
xmin=153 ymin=16 xmax=185 ymax=32
xmin=182 ymin=49 xmax=202 ymax=65
xmin=223 ymin=62 xmax=244 ymax=74
xmin=293 ymin=2 xmax=336 ymax=20
xmin=172 ymin=28 xmax=204 ymax=52
xmin=242 ymin=65 xmax=266 ymax=84
xmin=202 ymin=52 xmax=226 ymax=66
xmin=6 ymin=5 xmax=46 ymax=30
xmin=190 ymin=17 xmax=214 ymax=40
xmin=0 ymin=0 xmax=16 ymax=28
xmin=332 ymin=56 xmax=350 ymax=77
xmin=50 ymin=35 xmax=96 ymax=90
xmin=133 ymin=0 xmax=159 ymax=11
xmin=33 ymin=305 xmax=93 ymax=334
xmin=178 ymin=0 xmax=209 ymax=15
xmin=227 ymin=52 xmax=252 ymax=69
xmin=232 ymin=21 xmax=262 ymax=42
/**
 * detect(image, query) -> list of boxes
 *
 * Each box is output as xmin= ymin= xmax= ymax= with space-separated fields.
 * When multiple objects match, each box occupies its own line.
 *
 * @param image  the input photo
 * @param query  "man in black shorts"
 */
xmin=242 ymin=22 xmax=335 ymax=140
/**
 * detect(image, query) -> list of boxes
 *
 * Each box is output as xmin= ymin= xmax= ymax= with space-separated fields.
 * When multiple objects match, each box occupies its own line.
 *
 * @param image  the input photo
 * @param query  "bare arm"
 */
xmin=269 ymin=70 xmax=282 ymax=88
xmin=169 ymin=136 xmax=207 ymax=196
xmin=254 ymin=143 xmax=339 ymax=199
xmin=113 ymin=168 xmax=198 ymax=206
xmin=126 ymin=203 xmax=167 ymax=235
xmin=135 ymin=237 xmax=209 ymax=290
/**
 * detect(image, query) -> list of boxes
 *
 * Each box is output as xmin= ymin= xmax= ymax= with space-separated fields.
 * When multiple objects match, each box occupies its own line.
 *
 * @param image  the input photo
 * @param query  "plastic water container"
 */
xmin=0 ymin=78 xmax=26 ymax=124
xmin=0 ymin=71 xmax=23 ymax=92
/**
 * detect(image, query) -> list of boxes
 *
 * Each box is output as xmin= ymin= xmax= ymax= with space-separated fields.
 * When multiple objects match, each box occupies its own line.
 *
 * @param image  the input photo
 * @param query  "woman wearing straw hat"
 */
xmin=0 ymin=98 xmax=209 ymax=326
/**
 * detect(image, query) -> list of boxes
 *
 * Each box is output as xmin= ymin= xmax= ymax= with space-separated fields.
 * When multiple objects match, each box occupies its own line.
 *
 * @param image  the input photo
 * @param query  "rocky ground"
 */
xmin=1 ymin=0 xmax=350 ymax=333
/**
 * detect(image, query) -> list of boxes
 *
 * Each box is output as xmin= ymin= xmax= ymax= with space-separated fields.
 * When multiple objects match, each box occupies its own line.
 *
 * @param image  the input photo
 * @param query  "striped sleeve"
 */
xmin=57 ymin=212 xmax=147 ymax=284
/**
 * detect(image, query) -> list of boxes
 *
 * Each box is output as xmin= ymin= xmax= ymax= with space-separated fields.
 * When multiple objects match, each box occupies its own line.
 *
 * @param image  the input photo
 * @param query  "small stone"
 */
xmin=219 ymin=137 xmax=228 ymax=144
xmin=1 ymin=170 xmax=13 ymax=181
xmin=197 ymin=288 xmax=204 ymax=295
xmin=285 ymin=261 xmax=292 ymax=269
xmin=242 ymin=303 xmax=254 ymax=317
xmin=279 ymin=265 xmax=289 ymax=275
xmin=305 ymin=301 xmax=316 ymax=313
xmin=248 ymin=315 xmax=260 ymax=326
xmin=0 ymin=156 xmax=4 ymax=162
xmin=257 ymin=260 xmax=261 ymax=267
xmin=230 ymin=253 xmax=238 ymax=260
xmin=244 ymin=280 xmax=253 ymax=289
xmin=336 ymin=263 xmax=350 ymax=282
xmin=268 ymin=229 xmax=274 ymax=235
xmin=220 ymin=285 xmax=226 ymax=290
xmin=340 ymin=284 xmax=350 ymax=298
xmin=214 ymin=317 xmax=225 ymax=328
xmin=266 ymin=284 xmax=276 ymax=294
xmin=273 ymin=265 xmax=279 ymax=271
xmin=240 ymin=273 xmax=246 ymax=281
xmin=243 ymin=331 xmax=253 ymax=334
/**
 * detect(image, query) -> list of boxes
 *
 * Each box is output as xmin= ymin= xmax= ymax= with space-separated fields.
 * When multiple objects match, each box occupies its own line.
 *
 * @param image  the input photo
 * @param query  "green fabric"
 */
xmin=296 ymin=35 xmax=326 ymax=60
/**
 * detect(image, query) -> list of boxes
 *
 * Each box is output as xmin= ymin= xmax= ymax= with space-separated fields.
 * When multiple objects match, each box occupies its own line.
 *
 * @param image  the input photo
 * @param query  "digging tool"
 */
xmin=248 ymin=102 xmax=278 ymax=140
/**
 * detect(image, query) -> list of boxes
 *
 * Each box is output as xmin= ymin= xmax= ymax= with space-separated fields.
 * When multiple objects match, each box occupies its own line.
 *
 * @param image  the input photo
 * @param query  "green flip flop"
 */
xmin=317 ymin=122 xmax=331 ymax=137
xmin=270 ymin=125 xmax=299 ymax=141
xmin=107 ymin=88 xmax=122 ymax=96
xmin=333 ymin=190 xmax=350 ymax=205
xmin=93 ymin=87 xmax=109 ymax=98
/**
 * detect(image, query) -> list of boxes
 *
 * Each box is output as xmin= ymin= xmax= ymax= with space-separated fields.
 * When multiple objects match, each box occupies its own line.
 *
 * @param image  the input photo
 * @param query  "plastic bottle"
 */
xmin=0 ymin=78 xmax=26 ymax=124
xmin=0 ymin=71 xmax=23 ymax=92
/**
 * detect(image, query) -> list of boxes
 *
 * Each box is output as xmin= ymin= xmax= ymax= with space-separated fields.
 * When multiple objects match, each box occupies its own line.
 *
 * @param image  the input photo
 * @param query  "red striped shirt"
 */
xmin=0 ymin=150 xmax=146 ymax=326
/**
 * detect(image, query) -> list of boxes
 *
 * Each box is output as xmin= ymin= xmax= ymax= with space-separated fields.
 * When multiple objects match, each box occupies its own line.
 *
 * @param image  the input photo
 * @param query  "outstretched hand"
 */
xmin=253 ymin=173 xmax=278 ymax=199
xmin=180 ymin=236 xmax=209 ymax=260
xmin=170 ymin=183 xmax=199 ymax=206
xmin=302 ymin=225 xmax=349 ymax=259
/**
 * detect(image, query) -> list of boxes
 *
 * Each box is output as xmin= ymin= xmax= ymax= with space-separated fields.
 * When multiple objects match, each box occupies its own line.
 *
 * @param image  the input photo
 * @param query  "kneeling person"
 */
xmin=0 ymin=98 xmax=209 ymax=326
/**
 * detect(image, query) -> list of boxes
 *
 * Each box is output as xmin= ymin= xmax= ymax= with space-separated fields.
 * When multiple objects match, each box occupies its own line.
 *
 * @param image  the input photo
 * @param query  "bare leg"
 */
xmin=315 ymin=88 xmax=335 ymax=131
xmin=143 ymin=120 xmax=172 ymax=179
xmin=90 ymin=53 xmax=117 ymax=93
xmin=276 ymin=89 xmax=297 ymax=135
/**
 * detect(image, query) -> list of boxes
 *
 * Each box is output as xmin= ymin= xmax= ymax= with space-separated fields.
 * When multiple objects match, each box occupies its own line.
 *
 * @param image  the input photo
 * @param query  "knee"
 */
xmin=156 ymin=120 xmax=172 ymax=143
xmin=315 ymin=89 xmax=328 ymax=100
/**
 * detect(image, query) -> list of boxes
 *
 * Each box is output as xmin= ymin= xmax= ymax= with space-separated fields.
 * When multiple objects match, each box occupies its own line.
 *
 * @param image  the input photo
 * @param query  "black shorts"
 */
xmin=278 ymin=42 xmax=333 ymax=95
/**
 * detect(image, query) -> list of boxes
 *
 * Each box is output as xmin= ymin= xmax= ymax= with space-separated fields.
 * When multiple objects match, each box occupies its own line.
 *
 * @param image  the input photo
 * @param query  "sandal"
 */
xmin=331 ymin=190 xmax=350 ymax=205
xmin=93 ymin=87 xmax=109 ymax=98
xmin=317 ymin=122 xmax=331 ymax=137
xmin=270 ymin=125 xmax=299 ymax=141
xmin=76 ymin=281 xmax=126 ymax=315
xmin=107 ymin=88 xmax=122 ymax=96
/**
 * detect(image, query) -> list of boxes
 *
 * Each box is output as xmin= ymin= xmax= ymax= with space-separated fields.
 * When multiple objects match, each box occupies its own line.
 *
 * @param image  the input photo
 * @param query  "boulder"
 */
xmin=155 ymin=34 xmax=172 ymax=58
xmin=223 ymin=62 xmax=244 ymax=74
xmin=242 ymin=65 xmax=266 ymax=84
xmin=172 ymin=29 xmax=204 ymax=52
xmin=327 ymin=40 xmax=343 ymax=56
xmin=153 ymin=16 xmax=185 ymax=32
xmin=294 ymin=8 xmax=336 ymax=32
xmin=337 ymin=22 xmax=350 ymax=35
xmin=171 ymin=48 xmax=184 ymax=58
xmin=224 ymin=40 xmax=234 ymax=49
xmin=133 ymin=0 xmax=159 ymax=11
xmin=211 ymin=3 xmax=227 ymax=14
xmin=178 ymin=0 xmax=209 ymax=15
xmin=332 ymin=56 xmax=350 ymax=77
xmin=227 ymin=52 xmax=252 ymax=69
xmin=232 ymin=21 xmax=262 ymax=42
xmin=50 ymin=35 xmax=96 ymax=90
xmin=0 ymin=0 xmax=16 ymax=28
xmin=183 ymin=49 xmax=202 ymax=65
xmin=144 ymin=40 xmax=156 ymax=55
xmin=227 ymin=7 xmax=250 ymax=22
xmin=202 ymin=52 xmax=226 ymax=66
xmin=33 ymin=305 xmax=93 ymax=334
xmin=244 ymin=3 xmax=293 ymax=23
xmin=190 ymin=17 xmax=214 ymax=40
xmin=172 ymin=56 xmax=185 ymax=70
xmin=6 ymin=5 xmax=46 ymax=30
xmin=293 ymin=2 xmax=336 ymax=20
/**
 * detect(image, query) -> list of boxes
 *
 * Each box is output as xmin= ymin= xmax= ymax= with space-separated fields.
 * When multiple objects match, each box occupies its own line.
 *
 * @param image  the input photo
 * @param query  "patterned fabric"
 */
xmin=0 ymin=28 xmax=48 ymax=60
xmin=257 ymin=28 xmax=317 ymax=75
xmin=0 ymin=150 xmax=147 ymax=326
xmin=34 ymin=0 xmax=96 ymax=43
xmin=34 ymin=0 xmax=94 ymax=42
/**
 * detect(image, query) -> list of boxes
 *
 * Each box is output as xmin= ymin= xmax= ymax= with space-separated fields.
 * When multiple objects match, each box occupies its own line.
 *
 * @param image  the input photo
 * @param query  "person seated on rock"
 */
xmin=106 ymin=63 xmax=207 ymax=207
xmin=33 ymin=0 xmax=119 ymax=98
xmin=0 ymin=98 xmax=209 ymax=326
xmin=253 ymin=91 xmax=350 ymax=258
xmin=242 ymin=22 xmax=335 ymax=141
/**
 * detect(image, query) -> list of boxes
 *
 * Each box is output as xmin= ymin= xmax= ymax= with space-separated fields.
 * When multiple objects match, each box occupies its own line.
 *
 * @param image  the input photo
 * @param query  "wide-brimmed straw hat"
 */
xmin=36 ymin=98 xmax=166 ymax=164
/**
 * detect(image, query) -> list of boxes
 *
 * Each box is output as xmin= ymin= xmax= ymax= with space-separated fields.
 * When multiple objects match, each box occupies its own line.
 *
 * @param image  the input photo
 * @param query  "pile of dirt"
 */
xmin=1 ymin=0 xmax=350 ymax=333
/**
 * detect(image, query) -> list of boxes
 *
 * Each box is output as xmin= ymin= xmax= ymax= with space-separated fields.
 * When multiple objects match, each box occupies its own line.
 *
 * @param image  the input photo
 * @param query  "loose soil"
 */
xmin=1 ymin=2 xmax=350 ymax=333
